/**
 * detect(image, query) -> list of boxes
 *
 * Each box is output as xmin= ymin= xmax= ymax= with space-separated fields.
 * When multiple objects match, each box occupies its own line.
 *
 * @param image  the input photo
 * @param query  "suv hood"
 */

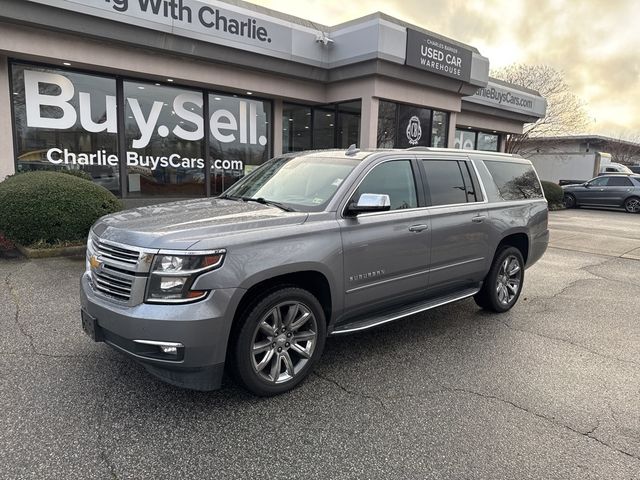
xmin=92 ymin=198 xmax=309 ymax=250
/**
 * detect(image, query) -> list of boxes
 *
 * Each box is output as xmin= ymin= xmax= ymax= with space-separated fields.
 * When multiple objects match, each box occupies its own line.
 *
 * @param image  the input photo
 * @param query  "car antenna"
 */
xmin=345 ymin=144 xmax=360 ymax=156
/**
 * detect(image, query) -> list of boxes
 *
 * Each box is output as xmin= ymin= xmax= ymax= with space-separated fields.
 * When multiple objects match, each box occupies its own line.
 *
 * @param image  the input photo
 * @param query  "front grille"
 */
xmin=91 ymin=268 xmax=134 ymax=302
xmin=87 ymin=235 xmax=151 ymax=304
xmin=93 ymin=238 xmax=140 ymax=266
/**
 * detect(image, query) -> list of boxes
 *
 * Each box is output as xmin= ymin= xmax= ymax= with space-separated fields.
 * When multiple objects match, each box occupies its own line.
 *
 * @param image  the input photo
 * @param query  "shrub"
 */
xmin=541 ymin=180 xmax=564 ymax=207
xmin=0 ymin=171 xmax=122 ymax=246
xmin=60 ymin=169 xmax=94 ymax=182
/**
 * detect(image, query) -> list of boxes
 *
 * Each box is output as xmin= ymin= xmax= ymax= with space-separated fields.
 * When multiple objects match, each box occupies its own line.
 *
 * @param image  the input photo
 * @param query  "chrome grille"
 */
xmin=91 ymin=267 xmax=134 ymax=302
xmin=93 ymin=238 xmax=140 ymax=266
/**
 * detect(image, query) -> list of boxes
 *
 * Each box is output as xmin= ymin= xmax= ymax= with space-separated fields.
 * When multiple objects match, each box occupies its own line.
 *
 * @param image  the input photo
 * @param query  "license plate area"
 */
xmin=81 ymin=310 xmax=103 ymax=342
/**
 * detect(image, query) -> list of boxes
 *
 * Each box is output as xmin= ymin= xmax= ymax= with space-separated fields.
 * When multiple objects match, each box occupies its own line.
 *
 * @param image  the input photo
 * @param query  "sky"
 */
xmin=251 ymin=0 xmax=640 ymax=137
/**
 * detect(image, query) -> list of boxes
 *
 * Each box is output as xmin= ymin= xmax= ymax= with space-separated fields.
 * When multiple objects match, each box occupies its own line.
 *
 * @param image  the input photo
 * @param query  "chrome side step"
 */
xmin=330 ymin=287 xmax=480 ymax=335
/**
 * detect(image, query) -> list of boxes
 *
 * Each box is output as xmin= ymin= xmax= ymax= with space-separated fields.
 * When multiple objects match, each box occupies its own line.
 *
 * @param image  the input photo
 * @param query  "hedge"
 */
xmin=0 ymin=171 xmax=122 ymax=246
xmin=541 ymin=180 xmax=564 ymax=207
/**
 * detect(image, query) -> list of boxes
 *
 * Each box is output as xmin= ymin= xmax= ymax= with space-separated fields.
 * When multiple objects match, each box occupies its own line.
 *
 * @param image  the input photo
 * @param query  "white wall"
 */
xmin=0 ymin=55 xmax=15 ymax=180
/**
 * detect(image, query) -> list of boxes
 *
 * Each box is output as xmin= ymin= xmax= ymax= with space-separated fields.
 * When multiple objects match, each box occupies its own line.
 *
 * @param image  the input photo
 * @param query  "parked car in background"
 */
xmin=629 ymin=165 xmax=640 ymax=174
xmin=562 ymin=174 xmax=640 ymax=213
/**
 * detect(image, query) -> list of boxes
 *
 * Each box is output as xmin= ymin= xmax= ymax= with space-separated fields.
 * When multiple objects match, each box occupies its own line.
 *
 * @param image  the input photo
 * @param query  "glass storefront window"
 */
xmin=454 ymin=129 xmax=477 ymax=150
xmin=312 ymin=107 xmax=335 ymax=150
xmin=377 ymin=100 xmax=449 ymax=149
xmin=124 ymin=81 xmax=205 ymax=197
xmin=209 ymin=93 xmax=271 ymax=195
xmin=11 ymin=63 xmax=120 ymax=194
xmin=283 ymin=104 xmax=311 ymax=153
xmin=431 ymin=111 xmax=448 ymax=148
xmin=377 ymin=101 xmax=397 ymax=148
xmin=336 ymin=101 xmax=361 ymax=148
xmin=477 ymin=132 xmax=499 ymax=151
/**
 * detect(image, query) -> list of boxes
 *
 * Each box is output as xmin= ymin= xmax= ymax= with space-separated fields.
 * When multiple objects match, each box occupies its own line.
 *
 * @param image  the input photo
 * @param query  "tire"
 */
xmin=624 ymin=196 xmax=640 ymax=213
xmin=232 ymin=287 xmax=326 ymax=396
xmin=563 ymin=193 xmax=576 ymax=209
xmin=474 ymin=246 xmax=525 ymax=313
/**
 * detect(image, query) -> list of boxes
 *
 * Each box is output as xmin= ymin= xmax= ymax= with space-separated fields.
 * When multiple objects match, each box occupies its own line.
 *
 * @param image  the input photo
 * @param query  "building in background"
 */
xmin=0 ymin=0 xmax=546 ymax=203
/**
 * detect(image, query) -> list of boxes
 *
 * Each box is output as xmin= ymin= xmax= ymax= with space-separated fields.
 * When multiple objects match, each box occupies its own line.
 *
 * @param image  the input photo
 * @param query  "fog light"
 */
xmin=160 ymin=345 xmax=178 ymax=355
xmin=133 ymin=340 xmax=184 ymax=358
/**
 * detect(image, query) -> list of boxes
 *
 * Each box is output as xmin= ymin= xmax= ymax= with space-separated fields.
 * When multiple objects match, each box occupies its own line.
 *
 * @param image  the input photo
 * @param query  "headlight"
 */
xmin=146 ymin=250 xmax=225 ymax=303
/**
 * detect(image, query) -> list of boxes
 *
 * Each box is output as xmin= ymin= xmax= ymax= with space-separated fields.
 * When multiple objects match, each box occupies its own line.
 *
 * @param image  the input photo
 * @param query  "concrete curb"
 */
xmin=16 ymin=243 xmax=86 ymax=259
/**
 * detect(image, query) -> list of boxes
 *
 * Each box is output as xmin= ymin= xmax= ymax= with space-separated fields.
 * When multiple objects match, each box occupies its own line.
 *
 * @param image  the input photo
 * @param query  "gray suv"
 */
xmin=81 ymin=148 xmax=548 ymax=396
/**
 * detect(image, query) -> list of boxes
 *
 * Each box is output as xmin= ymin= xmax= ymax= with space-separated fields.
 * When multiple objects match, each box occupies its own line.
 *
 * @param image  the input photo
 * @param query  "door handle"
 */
xmin=472 ymin=215 xmax=487 ymax=223
xmin=408 ymin=224 xmax=428 ymax=233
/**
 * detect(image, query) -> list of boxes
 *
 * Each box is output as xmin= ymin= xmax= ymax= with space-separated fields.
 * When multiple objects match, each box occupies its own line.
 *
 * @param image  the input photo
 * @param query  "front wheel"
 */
xmin=474 ymin=246 xmax=525 ymax=313
xmin=563 ymin=193 xmax=576 ymax=208
xmin=624 ymin=196 xmax=640 ymax=213
xmin=233 ymin=287 xmax=326 ymax=396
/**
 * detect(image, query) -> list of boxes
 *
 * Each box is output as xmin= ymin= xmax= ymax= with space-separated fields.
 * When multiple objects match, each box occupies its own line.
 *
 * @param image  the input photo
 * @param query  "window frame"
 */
xmin=419 ymin=157 xmax=486 ymax=207
xmin=340 ymin=156 xmax=426 ymax=218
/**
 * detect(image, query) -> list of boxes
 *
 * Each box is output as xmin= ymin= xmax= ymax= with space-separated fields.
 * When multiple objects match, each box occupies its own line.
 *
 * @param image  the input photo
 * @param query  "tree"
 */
xmin=601 ymin=133 xmax=640 ymax=165
xmin=491 ymin=64 xmax=590 ymax=154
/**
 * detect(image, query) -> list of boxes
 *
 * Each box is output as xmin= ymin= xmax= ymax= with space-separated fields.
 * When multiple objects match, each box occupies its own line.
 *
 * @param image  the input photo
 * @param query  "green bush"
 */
xmin=60 ymin=169 xmax=94 ymax=182
xmin=541 ymin=180 xmax=564 ymax=207
xmin=0 ymin=171 xmax=122 ymax=246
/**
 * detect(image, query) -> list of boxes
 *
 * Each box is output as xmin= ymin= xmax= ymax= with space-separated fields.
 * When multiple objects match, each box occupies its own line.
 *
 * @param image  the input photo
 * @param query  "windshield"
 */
xmin=222 ymin=155 xmax=360 ymax=211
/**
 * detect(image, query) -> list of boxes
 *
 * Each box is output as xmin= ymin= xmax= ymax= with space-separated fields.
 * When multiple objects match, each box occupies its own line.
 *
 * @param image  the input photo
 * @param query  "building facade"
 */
xmin=0 ymin=0 xmax=546 ymax=202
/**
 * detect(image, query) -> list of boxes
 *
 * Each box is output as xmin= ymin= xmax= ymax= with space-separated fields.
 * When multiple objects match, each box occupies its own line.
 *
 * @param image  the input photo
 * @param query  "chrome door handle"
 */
xmin=472 ymin=215 xmax=487 ymax=223
xmin=408 ymin=224 xmax=428 ymax=232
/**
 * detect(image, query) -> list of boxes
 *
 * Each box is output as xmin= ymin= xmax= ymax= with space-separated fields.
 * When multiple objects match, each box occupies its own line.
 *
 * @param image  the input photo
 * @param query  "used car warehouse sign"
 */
xmin=27 ymin=0 xmax=293 ymax=56
xmin=405 ymin=29 xmax=472 ymax=82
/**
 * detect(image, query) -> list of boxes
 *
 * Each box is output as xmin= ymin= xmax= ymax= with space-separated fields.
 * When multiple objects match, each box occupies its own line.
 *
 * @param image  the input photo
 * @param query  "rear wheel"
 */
xmin=474 ymin=246 xmax=525 ymax=313
xmin=563 ymin=193 xmax=576 ymax=208
xmin=233 ymin=287 xmax=326 ymax=396
xmin=624 ymin=196 xmax=640 ymax=213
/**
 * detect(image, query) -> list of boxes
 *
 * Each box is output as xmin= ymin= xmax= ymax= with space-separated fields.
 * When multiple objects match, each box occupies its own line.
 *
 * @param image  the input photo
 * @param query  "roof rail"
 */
xmin=345 ymin=144 xmax=360 ymax=156
xmin=406 ymin=147 xmax=431 ymax=151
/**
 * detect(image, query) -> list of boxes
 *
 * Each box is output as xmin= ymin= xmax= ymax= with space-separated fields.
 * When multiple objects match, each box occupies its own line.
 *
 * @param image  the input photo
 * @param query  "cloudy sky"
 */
xmin=252 ymin=0 xmax=640 ymax=136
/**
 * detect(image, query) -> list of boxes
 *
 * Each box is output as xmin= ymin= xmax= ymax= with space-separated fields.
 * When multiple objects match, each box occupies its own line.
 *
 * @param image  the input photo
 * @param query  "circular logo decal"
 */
xmin=406 ymin=116 xmax=422 ymax=145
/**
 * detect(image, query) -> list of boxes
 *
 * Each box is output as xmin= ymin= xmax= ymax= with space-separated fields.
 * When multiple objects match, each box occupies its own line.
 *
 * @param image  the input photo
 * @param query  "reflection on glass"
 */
xmin=313 ymin=108 xmax=335 ymax=150
xmin=396 ymin=105 xmax=432 ymax=148
xmin=454 ymin=129 xmax=476 ymax=150
xmin=282 ymin=104 xmax=311 ymax=153
xmin=484 ymin=161 xmax=543 ymax=200
xmin=124 ymin=81 xmax=204 ymax=196
xmin=209 ymin=93 xmax=271 ymax=195
xmin=377 ymin=101 xmax=397 ymax=148
xmin=477 ymin=132 xmax=499 ymax=151
xmin=336 ymin=101 xmax=361 ymax=148
xmin=431 ymin=111 xmax=448 ymax=148
xmin=11 ymin=63 xmax=120 ymax=194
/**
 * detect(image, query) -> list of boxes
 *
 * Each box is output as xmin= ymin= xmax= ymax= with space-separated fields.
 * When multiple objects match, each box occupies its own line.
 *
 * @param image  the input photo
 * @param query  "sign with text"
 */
xmin=27 ymin=0 xmax=293 ymax=56
xmin=405 ymin=29 xmax=472 ymax=82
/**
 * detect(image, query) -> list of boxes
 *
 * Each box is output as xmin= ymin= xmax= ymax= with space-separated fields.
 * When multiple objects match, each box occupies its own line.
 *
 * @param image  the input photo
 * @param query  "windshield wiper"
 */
xmin=220 ymin=195 xmax=295 ymax=212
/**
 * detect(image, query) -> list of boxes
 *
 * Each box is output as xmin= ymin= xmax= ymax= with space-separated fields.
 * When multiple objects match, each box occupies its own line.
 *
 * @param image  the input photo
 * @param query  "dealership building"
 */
xmin=0 ymin=0 xmax=546 ymax=202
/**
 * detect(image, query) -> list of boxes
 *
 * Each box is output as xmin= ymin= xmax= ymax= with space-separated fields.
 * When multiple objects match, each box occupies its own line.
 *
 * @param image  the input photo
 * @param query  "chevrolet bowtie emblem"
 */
xmin=89 ymin=255 xmax=102 ymax=271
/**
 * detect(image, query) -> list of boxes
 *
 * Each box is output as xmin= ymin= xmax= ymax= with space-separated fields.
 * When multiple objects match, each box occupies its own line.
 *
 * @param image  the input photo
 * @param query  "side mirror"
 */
xmin=346 ymin=193 xmax=391 ymax=215
xmin=584 ymin=183 xmax=590 ymax=188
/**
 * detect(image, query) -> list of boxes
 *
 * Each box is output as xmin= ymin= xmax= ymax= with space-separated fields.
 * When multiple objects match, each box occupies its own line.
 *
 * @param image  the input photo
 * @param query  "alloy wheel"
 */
xmin=250 ymin=301 xmax=318 ymax=384
xmin=495 ymin=255 xmax=522 ymax=305
xmin=625 ymin=197 xmax=640 ymax=213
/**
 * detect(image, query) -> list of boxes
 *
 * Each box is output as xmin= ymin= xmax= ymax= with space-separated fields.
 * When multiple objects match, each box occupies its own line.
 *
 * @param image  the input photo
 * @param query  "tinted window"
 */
xmin=423 ymin=160 xmax=468 ymax=206
xmin=459 ymin=161 xmax=480 ymax=202
xmin=484 ymin=160 xmax=543 ymax=200
xmin=606 ymin=176 xmax=633 ymax=186
xmin=588 ymin=177 xmax=608 ymax=186
xmin=353 ymin=160 xmax=417 ymax=210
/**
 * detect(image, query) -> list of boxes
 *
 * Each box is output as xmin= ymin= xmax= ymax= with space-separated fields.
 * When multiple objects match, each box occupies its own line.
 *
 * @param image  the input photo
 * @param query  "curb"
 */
xmin=15 ymin=243 xmax=86 ymax=259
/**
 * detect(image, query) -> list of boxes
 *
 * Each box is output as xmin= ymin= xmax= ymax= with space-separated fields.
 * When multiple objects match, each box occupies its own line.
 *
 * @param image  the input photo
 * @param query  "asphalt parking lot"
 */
xmin=1 ymin=208 xmax=639 ymax=479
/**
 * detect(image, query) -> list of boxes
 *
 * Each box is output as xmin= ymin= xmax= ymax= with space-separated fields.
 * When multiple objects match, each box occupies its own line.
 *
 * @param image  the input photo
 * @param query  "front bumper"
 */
xmin=80 ymin=272 xmax=243 ymax=391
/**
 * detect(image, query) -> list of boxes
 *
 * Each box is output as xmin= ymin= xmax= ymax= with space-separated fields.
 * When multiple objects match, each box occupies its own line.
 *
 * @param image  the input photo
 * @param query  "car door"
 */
xmin=601 ymin=176 xmax=635 ymax=206
xmin=579 ymin=176 xmax=609 ymax=205
xmin=420 ymin=157 xmax=490 ymax=293
xmin=338 ymin=157 xmax=431 ymax=316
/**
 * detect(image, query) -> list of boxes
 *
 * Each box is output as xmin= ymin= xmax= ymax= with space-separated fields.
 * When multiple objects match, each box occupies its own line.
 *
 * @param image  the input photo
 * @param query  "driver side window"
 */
xmin=353 ymin=160 xmax=418 ymax=211
xmin=588 ymin=177 xmax=609 ymax=186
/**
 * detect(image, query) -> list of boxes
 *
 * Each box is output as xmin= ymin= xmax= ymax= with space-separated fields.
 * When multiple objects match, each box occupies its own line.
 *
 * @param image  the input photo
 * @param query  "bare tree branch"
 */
xmin=491 ymin=64 xmax=591 ymax=154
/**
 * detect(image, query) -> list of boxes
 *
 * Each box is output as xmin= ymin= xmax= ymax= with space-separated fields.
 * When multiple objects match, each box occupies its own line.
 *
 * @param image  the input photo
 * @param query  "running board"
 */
xmin=330 ymin=287 xmax=480 ymax=335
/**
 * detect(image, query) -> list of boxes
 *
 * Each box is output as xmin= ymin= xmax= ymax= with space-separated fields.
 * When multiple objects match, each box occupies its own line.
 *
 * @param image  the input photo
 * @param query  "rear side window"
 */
xmin=422 ymin=159 xmax=480 ymax=206
xmin=484 ymin=160 xmax=543 ymax=200
xmin=606 ymin=176 xmax=633 ymax=186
